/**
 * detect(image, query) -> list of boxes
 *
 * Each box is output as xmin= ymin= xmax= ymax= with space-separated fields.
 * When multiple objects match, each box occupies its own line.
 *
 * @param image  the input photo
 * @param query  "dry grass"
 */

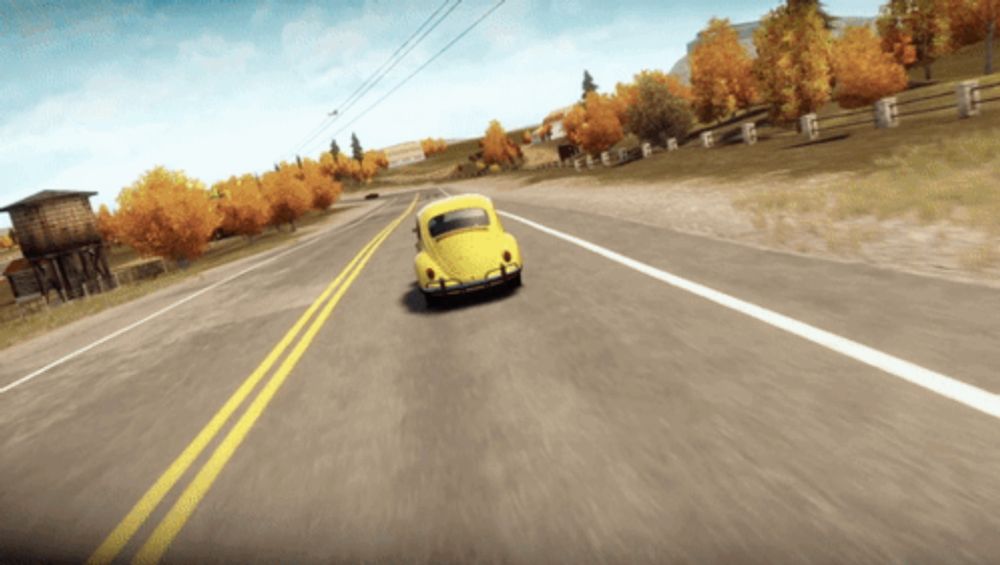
xmin=958 ymin=242 xmax=1000 ymax=271
xmin=831 ymin=131 xmax=1000 ymax=232
xmin=0 ymin=207 xmax=344 ymax=351
xmin=734 ymin=127 xmax=1000 ymax=249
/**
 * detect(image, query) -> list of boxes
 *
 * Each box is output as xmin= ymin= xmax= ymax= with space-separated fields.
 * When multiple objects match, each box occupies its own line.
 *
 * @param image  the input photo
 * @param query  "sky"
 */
xmin=0 ymin=0 xmax=882 ymax=227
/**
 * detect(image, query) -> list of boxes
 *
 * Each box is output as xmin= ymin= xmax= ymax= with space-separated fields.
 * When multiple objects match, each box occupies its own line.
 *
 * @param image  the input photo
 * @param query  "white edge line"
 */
xmin=0 ymin=198 xmax=395 ymax=395
xmin=496 ymin=208 xmax=1000 ymax=420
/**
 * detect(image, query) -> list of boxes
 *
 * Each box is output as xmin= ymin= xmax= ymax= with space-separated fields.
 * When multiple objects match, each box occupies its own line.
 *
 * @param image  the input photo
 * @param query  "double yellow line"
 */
xmin=88 ymin=195 xmax=418 ymax=565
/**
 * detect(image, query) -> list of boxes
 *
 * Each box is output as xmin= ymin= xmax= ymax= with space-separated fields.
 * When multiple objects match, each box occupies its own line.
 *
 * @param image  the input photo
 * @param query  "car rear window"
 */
xmin=428 ymin=207 xmax=490 ymax=237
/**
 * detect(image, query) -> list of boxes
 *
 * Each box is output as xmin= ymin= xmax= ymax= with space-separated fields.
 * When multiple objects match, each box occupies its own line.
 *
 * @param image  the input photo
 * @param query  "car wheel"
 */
xmin=423 ymin=292 xmax=440 ymax=309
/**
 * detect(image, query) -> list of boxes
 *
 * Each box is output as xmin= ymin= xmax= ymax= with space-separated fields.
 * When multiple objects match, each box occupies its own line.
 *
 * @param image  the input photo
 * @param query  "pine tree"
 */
xmin=351 ymin=132 xmax=364 ymax=161
xmin=330 ymin=139 xmax=341 ymax=158
xmin=582 ymin=70 xmax=598 ymax=99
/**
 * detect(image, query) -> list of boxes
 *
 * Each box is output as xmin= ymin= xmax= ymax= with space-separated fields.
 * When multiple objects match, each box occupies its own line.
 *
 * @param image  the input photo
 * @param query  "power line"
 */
xmin=305 ymin=0 xmax=506 ymax=156
xmin=289 ymin=0 xmax=460 ymax=159
xmin=334 ymin=0 xmax=458 ymax=121
xmin=329 ymin=0 xmax=462 ymax=126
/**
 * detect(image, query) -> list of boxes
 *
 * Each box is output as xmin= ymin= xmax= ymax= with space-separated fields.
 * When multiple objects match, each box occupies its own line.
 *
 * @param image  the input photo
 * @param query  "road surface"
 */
xmin=2 ymin=188 xmax=1000 ymax=564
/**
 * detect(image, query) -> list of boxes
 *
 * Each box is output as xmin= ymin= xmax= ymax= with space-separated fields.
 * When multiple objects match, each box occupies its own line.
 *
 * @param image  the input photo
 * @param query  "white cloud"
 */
xmin=178 ymin=34 xmax=257 ymax=74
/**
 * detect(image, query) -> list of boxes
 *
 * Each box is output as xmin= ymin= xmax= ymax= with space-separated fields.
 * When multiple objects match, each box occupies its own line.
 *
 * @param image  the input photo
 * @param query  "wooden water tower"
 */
xmin=0 ymin=190 xmax=117 ymax=303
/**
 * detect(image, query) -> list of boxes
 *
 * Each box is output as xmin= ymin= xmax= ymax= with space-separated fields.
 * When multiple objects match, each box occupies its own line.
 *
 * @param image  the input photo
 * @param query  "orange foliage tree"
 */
xmin=212 ymin=174 xmax=271 ymax=237
xmin=480 ymin=120 xmax=522 ymax=167
xmin=96 ymin=204 xmax=123 ymax=244
xmin=420 ymin=138 xmax=448 ymax=157
xmin=945 ymin=0 xmax=1000 ymax=71
xmin=0 ymin=234 xmax=15 ymax=250
xmin=300 ymin=158 xmax=342 ymax=209
xmin=318 ymin=150 xmax=386 ymax=184
xmin=690 ymin=18 xmax=759 ymax=123
xmin=614 ymin=70 xmax=693 ymax=125
xmin=260 ymin=162 xmax=312 ymax=230
xmin=831 ymin=26 xmax=909 ymax=108
xmin=753 ymin=2 xmax=833 ymax=122
xmin=563 ymin=92 xmax=624 ymax=155
xmin=878 ymin=0 xmax=952 ymax=80
xmin=355 ymin=150 xmax=388 ymax=183
xmin=114 ymin=166 xmax=221 ymax=262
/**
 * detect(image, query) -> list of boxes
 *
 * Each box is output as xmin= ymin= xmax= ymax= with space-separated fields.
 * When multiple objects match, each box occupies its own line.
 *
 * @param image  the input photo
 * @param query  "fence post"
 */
xmin=666 ymin=138 xmax=678 ymax=151
xmin=574 ymin=158 xmax=582 ymax=172
xmin=875 ymin=97 xmax=899 ymax=128
xmin=957 ymin=80 xmax=981 ymax=118
xmin=600 ymin=151 xmax=612 ymax=166
xmin=800 ymin=113 xmax=819 ymax=140
xmin=741 ymin=122 xmax=757 ymax=145
xmin=700 ymin=131 xmax=714 ymax=148
xmin=641 ymin=142 xmax=652 ymax=158
xmin=585 ymin=154 xmax=595 ymax=169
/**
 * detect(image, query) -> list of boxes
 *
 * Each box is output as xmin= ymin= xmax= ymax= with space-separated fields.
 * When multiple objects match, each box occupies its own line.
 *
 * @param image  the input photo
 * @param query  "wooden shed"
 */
xmin=0 ymin=190 xmax=117 ymax=302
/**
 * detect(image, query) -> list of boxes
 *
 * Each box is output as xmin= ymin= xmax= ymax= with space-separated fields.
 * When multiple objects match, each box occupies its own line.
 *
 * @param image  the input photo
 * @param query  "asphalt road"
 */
xmin=2 ymin=188 xmax=1000 ymax=564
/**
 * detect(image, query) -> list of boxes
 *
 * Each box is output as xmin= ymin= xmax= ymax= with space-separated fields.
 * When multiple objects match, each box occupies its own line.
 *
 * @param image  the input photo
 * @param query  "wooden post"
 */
xmin=52 ymin=257 xmax=69 ymax=303
xmin=30 ymin=261 xmax=48 ymax=303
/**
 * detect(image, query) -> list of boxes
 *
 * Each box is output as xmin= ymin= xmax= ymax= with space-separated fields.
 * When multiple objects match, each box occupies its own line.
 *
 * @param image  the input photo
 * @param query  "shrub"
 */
xmin=626 ymin=74 xmax=694 ymax=147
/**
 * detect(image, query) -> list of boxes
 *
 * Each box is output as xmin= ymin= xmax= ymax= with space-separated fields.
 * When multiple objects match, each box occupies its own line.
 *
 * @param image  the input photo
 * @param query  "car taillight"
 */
xmin=426 ymin=267 xmax=435 ymax=280
xmin=502 ymin=250 xmax=512 ymax=262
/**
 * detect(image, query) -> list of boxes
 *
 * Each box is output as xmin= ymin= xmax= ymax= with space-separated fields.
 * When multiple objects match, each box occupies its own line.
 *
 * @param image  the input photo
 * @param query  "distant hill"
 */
xmin=668 ymin=16 xmax=875 ymax=84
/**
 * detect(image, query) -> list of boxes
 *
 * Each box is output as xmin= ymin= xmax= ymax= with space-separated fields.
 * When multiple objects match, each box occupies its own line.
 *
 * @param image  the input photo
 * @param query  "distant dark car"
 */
xmin=364 ymin=193 xmax=379 ymax=200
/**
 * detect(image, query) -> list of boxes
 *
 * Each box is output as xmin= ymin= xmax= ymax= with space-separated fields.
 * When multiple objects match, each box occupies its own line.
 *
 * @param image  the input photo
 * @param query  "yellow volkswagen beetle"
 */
xmin=414 ymin=193 xmax=522 ymax=306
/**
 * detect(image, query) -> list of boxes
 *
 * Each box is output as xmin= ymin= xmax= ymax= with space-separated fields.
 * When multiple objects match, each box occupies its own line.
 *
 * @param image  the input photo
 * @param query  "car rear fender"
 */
xmin=414 ymin=251 xmax=446 ymax=288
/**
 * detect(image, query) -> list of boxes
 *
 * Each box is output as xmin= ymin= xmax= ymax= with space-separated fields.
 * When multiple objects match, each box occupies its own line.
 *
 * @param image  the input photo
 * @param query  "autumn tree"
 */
xmin=0 ymin=233 xmax=16 ymax=250
xmin=96 ymin=204 xmax=123 ymax=244
xmin=946 ymin=0 xmax=1000 ymax=72
xmin=114 ymin=166 xmax=221 ymax=262
xmin=563 ymin=92 xmax=625 ymax=155
xmin=753 ymin=2 xmax=833 ymax=122
xmin=299 ymin=158 xmax=342 ymax=209
xmin=614 ymin=70 xmax=694 ymax=127
xmin=212 ymin=174 xmax=271 ymax=237
xmin=831 ymin=26 xmax=909 ymax=108
xmin=420 ymin=138 xmax=448 ymax=157
xmin=356 ymin=150 xmax=389 ymax=183
xmin=690 ymin=18 xmax=759 ymax=123
xmin=878 ymin=0 xmax=952 ymax=80
xmin=351 ymin=132 xmax=364 ymax=161
xmin=260 ymin=162 xmax=312 ymax=231
xmin=582 ymin=70 xmax=598 ymax=99
xmin=626 ymin=74 xmax=695 ymax=146
xmin=480 ymin=120 xmax=522 ymax=167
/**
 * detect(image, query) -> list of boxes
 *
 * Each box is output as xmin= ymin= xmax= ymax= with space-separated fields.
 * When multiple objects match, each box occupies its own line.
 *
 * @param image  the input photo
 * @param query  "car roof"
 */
xmin=416 ymin=192 xmax=494 ymax=221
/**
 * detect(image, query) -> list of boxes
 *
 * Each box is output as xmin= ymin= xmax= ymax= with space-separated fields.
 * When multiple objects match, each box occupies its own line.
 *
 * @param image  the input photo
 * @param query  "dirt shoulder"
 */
xmin=443 ymin=173 xmax=1000 ymax=290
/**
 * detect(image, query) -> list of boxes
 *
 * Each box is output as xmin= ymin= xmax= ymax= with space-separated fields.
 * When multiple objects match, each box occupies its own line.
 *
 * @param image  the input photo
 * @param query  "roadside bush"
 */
xmin=115 ymin=166 xmax=221 ymax=262
xmin=260 ymin=162 xmax=312 ymax=231
xmin=832 ymin=26 xmax=908 ymax=109
xmin=625 ymin=74 xmax=694 ymax=147
xmin=564 ymin=92 xmax=624 ymax=155
xmin=213 ymin=174 xmax=271 ymax=238
xmin=481 ymin=120 xmax=522 ymax=166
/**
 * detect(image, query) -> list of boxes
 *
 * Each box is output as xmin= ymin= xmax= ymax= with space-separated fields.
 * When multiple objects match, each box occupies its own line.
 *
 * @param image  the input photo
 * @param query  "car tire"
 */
xmin=423 ymin=292 xmax=440 ymax=309
xmin=510 ymin=272 xmax=522 ymax=288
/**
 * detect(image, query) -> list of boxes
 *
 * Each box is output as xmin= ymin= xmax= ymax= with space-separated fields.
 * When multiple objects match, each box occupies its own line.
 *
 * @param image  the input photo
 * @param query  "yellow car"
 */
xmin=414 ymin=193 xmax=522 ymax=306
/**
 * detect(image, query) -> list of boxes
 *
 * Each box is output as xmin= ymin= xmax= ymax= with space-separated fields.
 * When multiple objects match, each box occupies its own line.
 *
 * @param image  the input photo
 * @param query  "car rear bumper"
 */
xmin=422 ymin=264 xmax=521 ymax=296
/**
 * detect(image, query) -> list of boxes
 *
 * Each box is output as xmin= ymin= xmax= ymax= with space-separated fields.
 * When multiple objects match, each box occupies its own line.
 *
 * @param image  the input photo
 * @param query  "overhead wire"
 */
xmin=304 ymin=0 xmax=506 ymax=157
xmin=288 ymin=0 xmax=461 ymax=159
